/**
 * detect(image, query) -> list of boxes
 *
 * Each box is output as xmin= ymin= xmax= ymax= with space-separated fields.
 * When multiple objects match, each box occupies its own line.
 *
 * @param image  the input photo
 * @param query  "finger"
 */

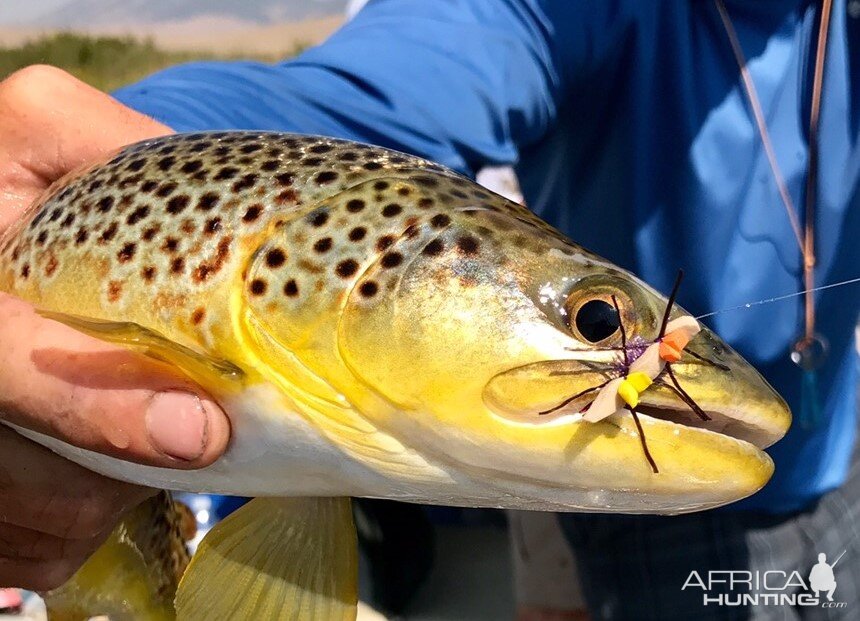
xmin=0 ymin=295 xmax=231 ymax=468
xmin=0 ymin=557 xmax=85 ymax=591
xmin=0 ymin=65 xmax=171 ymax=229
xmin=0 ymin=523 xmax=105 ymax=561
xmin=0 ymin=426 xmax=153 ymax=539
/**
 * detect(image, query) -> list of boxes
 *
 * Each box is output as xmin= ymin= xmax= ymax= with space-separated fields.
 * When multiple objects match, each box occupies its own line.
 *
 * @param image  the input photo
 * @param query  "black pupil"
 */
xmin=575 ymin=299 xmax=621 ymax=343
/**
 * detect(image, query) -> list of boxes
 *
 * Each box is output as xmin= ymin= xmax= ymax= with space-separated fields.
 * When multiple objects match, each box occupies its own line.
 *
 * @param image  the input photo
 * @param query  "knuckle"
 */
xmin=1 ymin=64 xmax=70 ymax=93
xmin=0 ymin=65 xmax=76 ymax=110
xmin=64 ymin=498 xmax=117 ymax=539
xmin=32 ymin=560 xmax=78 ymax=591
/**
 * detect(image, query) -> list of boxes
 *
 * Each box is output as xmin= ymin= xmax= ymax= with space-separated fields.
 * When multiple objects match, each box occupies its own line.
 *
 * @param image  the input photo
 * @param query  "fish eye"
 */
xmin=573 ymin=299 xmax=621 ymax=343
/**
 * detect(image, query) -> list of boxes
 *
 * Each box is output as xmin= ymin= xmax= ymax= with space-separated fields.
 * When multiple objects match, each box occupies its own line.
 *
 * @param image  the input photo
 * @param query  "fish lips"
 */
xmin=485 ymin=326 xmax=790 ymax=450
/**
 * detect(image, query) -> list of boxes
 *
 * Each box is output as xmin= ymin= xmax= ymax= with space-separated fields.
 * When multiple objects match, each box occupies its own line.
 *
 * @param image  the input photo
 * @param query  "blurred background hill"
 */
xmin=0 ymin=0 xmax=348 ymax=89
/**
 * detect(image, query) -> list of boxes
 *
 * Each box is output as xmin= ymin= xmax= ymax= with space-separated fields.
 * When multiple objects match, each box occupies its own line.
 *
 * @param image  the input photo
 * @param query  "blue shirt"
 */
xmin=114 ymin=0 xmax=859 ymax=513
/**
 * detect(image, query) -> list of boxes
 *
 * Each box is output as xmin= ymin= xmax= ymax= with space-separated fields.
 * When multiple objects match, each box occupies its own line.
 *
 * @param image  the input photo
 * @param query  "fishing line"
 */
xmin=695 ymin=276 xmax=860 ymax=320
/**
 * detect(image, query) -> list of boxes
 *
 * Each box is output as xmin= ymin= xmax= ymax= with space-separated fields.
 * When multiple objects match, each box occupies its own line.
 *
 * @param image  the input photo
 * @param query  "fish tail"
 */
xmin=43 ymin=491 xmax=192 ymax=621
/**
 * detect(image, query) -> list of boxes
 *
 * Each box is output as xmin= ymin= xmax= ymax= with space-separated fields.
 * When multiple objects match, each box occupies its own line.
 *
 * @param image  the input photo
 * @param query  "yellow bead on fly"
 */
xmin=618 ymin=371 xmax=653 ymax=408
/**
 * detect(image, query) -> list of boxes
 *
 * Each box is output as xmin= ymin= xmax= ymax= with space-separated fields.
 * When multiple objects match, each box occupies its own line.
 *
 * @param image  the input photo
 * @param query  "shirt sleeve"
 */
xmin=113 ymin=0 xmax=580 ymax=175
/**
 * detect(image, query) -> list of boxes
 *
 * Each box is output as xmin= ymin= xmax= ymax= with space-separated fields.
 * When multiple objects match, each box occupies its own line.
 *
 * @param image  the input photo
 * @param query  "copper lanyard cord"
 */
xmin=714 ymin=0 xmax=832 ymax=343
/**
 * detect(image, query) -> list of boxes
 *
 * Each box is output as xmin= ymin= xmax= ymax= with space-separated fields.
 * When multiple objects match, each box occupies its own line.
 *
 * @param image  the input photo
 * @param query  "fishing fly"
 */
xmin=541 ymin=271 xmax=745 ymax=473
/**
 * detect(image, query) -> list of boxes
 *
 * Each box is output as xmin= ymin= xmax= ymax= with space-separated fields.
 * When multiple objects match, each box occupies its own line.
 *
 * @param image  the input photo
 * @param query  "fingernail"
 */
xmin=145 ymin=392 xmax=213 ymax=461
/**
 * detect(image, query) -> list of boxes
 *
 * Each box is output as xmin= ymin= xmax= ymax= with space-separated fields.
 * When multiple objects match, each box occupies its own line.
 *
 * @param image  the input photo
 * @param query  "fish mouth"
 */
xmin=484 ymin=328 xmax=790 ymax=452
xmin=478 ymin=328 xmax=791 ymax=510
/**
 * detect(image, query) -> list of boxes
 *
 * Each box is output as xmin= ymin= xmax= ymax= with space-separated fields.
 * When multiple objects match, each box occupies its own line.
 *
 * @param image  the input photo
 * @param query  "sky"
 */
xmin=0 ymin=0 xmax=71 ymax=25
xmin=0 ymin=0 xmax=346 ymax=26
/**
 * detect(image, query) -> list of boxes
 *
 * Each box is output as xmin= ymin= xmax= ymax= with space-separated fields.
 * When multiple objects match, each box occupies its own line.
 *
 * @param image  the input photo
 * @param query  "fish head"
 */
xmin=242 ymin=187 xmax=790 ymax=513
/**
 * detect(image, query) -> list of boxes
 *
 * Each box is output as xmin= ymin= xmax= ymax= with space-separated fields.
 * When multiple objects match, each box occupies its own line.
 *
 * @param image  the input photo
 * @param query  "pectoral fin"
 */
xmin=176 ymin=497 xmax=358 ymax=621
xmin=37 ymin=310 xmax=244 ymax=389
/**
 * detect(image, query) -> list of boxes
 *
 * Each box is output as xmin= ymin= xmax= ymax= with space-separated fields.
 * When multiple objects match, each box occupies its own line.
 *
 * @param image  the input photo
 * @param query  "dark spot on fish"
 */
xmin=349 ymin=227 xmax=366 ymax=241
xmin=450 ymin=189 xmax=468 ymax=199
xmin=74 ymin=228 xmax=89 ymax=245
xmin=126 ymin=158 xmax=145 ymax=172
xmin=107 ymin=281 xmax=122 ymax=302
xmin=359 ymin=281 xmax=378 ymax=298
xmin=308 ymin=210 xmax=329 ymax=227
xmin=418 ymin=198 xmax=434 ymax=209
xmin=337 ymin=151 xmax=358 ymax=162
xmin=376 ymin=235 xmax=395 ymax=252
xmin=20 ymin=264 xmax=29 ymax=279
xmin=142 ymin=226 xmax=160 ymax=242
xmin=382 ymin=203 xmax=402 ymax=217
xmin=240 ymin=143 xmax=262 ymax=154
xmin=99 ymin=222 xmax=118 ymax=243
xmin=261 ymin=160 xmax=279 ymax=172
xmin=431 ymin=214 xmax=451 ymax=229
xmin=346 ymin=199 xmax=365 ymax=213
xmin=44 ymin=255 xmax=58 ymax=276
xmin=158 ymin=156 xmax=176 ymax=171
xmin=414 ymin=176 xmax=438 ymax=188
xmin=422 ymin=238 xmax=444 ymax=256
xmin=142 ymin=266 xmax=156 ymax=282
xmin=171 ymin=257 xmax=185 ymax=274
xmin=140 ymin=179 xmax=158 ymax=193
xmin=96 ymin=196 xmax=115 ymax=213
xmin=266 ymin=248 xmax=287 ymax=268
xmin=381 ymin=252 xmax=403 ymax=268
xmin=189 ymin=141 xmax=212 ymax=152
xmin=336 ymin=259 xmax=359 ymax=278
xmin=284 ymin=279 xmax=299 ymax=297
xmin=310 ymin=143 xmax=333 ymax=154
xmin=197 ymin=192 xmax=220 ymax=211
xmin=204 ymin=217 xmax=221 ymax=235
xmin=192 ymin=308 xmax=206 ymax=324
xmin=363 ymin=161 xmax=383 ymax=171
xmin=313 ymin=237 xmax=332 ymax=253
xmin=275 ymin=172 xmax=294 ymax=186
xmin=315 ymin=171 xmax=338 ymax=185
xmin=167 ymin=195 xmax=190 ymax=215
xmin=117 ymin=243 xmax=136 ymax=262
xmin=398 ymin=187 xmax=411 ymax=196
xmin=61 ymin=213 xmax=75 ymax=228
xmin=181 ymin=160 xmax=203 ymax=174
xmin=276 ymin=189 xmax=298 ymax=204
xmin=374 ymin=181 xmax=389 ymax=191
xmin=457 ymin=235 xmax=480 ymax=255
xmin=156 ymin=182 xmax=177 ymax=198
xmin=36 ymin=231 xmax=48 ymax=246
xmin=232 ymin=173 xmax=258 ymax=193
xmin=163 ymin=237 xmax=180 ymax=253
xmin=126 ymin=205 xmax=150 ymax=225
xmin=243 ymin=204 xmax=263 ymax=222
xmin=215 ymin=167 xmax=239 ymax=181
xmin=249 ymin=279 xmax=267 ymax=295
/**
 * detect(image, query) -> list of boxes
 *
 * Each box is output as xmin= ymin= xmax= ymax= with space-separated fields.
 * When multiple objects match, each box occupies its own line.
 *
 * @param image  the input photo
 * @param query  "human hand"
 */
xmin=0 ymin=66 xmax=231 ymax=590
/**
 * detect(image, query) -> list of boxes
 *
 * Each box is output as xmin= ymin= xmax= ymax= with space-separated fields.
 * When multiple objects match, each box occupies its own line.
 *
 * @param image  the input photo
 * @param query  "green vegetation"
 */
xmin=0 ymin=32 xmax=301 ymax=91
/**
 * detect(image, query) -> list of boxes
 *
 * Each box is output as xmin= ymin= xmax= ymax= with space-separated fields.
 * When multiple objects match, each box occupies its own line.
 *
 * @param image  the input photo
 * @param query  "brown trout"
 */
xmin=0 ymin=132 xmax=790 ymax=619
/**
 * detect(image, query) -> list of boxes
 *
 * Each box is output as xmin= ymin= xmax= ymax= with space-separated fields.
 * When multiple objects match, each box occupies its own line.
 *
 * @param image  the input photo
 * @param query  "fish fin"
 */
xmin=37 ymin=309 xmax=244 ymax=388
xmin=44 ymin=492 xmax=188 ymax=621
xmin=175 ymin=497 xmax=357 ymax=621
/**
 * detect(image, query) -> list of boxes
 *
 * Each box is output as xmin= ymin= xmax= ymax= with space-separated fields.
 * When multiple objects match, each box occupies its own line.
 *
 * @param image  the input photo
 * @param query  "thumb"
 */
xmin=0 ymin=293 xmax=231 ymax=468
